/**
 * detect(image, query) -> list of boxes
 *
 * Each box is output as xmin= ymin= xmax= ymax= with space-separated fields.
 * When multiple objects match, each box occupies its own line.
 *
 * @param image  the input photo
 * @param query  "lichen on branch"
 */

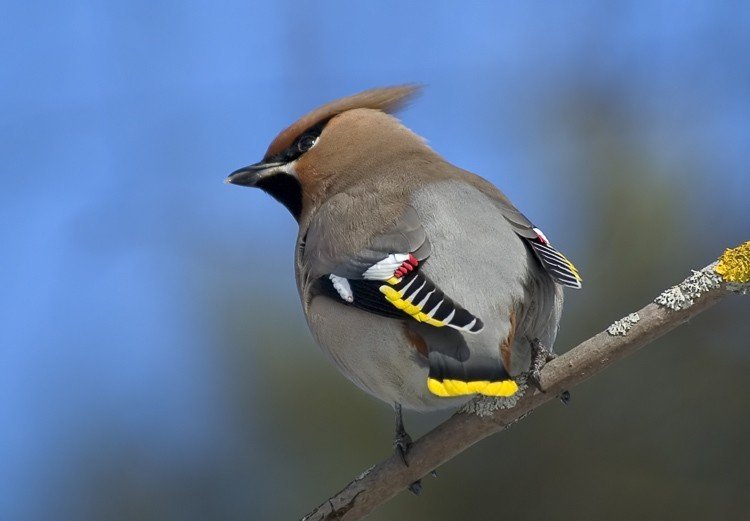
xmin=715 ymin=241 xmax=750 ymax=284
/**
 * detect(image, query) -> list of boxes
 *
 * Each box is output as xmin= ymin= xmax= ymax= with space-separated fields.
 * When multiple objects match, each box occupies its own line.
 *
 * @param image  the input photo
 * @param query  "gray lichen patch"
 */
xmin=654 ymin=264 xmax=722 ymax=311
xmin=460 ymin=384 xmax=526 ymax=417
xmin=607 ymin=312 xmax=640 ymax=336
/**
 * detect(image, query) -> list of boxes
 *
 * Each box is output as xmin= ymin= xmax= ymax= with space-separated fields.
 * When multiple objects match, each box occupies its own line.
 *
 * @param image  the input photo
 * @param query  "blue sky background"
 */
xmin=2 ymin=2 xmax=749 ymax=520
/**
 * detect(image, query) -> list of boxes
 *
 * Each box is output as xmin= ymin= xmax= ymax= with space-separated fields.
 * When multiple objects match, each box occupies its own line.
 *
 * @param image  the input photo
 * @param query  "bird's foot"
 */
xmin=393 ymin=429 xmax=413 ymax=468
xmin=526 ymin=340 xmax=571 ymax=402
xmin=393 ymin=403 xmax=422 ymax=495
xmin=527 ymin=338 xmax=557 ymax=392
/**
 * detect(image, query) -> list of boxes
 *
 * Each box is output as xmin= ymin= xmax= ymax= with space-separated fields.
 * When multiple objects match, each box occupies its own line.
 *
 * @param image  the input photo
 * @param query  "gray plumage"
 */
xmin=299 ymin=171 xmax=562 ymax=411
xmin=227 ymin=85 xmax=578 ymax=413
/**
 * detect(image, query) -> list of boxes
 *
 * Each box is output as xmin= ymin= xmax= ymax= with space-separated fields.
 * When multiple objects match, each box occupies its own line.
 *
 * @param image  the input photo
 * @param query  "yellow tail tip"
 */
xmin=427 ymin=378 xmax=518 ymax=397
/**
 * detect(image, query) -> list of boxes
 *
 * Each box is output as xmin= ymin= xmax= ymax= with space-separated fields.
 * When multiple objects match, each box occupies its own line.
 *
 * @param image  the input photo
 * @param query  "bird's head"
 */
xmin=226 ymin=84 xmax=425 ymax=222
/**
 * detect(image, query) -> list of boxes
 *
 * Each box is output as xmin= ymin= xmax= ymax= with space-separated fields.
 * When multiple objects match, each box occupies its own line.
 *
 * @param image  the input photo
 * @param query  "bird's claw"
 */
xmin=394 ymin=430 xmax=413 ymax=468
xmin=393 ymin=402 xmax=423 ymax=495
xmin=527 ymin=338 xmax=557 ymax=393
xmin=394 ymin=434 xmax=423 ymax=495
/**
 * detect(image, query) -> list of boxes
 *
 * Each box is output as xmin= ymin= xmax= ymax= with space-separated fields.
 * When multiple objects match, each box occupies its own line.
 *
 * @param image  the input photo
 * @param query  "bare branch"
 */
xmin=303 ymin=245 xmax=750 ymax=521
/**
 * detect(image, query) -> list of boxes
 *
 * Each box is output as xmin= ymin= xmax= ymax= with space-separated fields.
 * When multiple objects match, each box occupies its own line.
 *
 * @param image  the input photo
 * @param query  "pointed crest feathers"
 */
xmin=264 ymin=84 xmax=422 ymax=160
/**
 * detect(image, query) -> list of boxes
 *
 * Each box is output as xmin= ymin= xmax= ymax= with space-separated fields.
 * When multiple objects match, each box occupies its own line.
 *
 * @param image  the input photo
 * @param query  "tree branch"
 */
xmin=302 ymin=244 xmax=750 ymax=521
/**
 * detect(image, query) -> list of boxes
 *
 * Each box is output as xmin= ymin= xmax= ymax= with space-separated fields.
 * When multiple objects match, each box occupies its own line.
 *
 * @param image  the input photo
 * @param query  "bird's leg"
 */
xmin=527 ymin=338 xmax=558 ymax=392
xmin=393 ymin=402 xmax=412 ymax=466
xmin=393 ymin=403 xmax=423 ymax=495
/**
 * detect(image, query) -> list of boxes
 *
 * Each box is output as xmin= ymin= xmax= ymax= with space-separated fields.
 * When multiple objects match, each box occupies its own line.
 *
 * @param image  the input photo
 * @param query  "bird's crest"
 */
xmin=264 ymin=84 xmax=422 ymax=160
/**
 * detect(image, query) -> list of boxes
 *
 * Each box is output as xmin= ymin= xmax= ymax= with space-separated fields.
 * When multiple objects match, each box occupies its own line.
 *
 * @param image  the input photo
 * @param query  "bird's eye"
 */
xmin=297 ymin=134 xmax=318 ymax=153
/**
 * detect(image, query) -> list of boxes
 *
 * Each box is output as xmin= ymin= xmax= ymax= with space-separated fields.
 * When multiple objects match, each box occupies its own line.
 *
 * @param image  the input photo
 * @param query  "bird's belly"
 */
xmin=306 ymin=295 xmax=470 ymax=412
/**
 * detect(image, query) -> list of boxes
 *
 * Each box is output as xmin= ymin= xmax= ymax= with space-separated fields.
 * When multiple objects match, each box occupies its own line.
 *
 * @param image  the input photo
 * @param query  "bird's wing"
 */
xmin=495 ymin=195 xmax=582 ymax=289
xmin=463 ymin=173 xmax=582 ymax=288
xmin=307 ymin=205 xmax=484 ymax=334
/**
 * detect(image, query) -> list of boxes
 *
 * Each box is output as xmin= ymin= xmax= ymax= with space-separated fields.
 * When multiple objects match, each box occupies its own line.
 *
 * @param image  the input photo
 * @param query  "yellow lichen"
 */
xmin=715 ymin=241 xmax=750 ymax=283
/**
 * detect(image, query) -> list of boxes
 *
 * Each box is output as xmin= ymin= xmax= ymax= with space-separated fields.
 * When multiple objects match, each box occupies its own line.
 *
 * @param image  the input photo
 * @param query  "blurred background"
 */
xmin=2 ymin=1 xmax=749 ymax=520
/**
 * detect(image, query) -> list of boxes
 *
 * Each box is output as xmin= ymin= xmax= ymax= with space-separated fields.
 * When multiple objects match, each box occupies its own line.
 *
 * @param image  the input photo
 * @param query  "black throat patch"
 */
xmin=256 ymin=173 xmax=302 ymax=221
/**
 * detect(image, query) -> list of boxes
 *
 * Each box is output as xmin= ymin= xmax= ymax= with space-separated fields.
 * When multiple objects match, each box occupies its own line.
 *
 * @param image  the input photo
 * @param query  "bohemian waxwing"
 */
xmin=227 ymin=85 xmax=581 ymax=460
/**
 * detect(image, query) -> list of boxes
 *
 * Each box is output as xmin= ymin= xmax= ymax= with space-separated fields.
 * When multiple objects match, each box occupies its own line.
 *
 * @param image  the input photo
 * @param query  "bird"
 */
xmin=226 ymin=85 xmax=581 ymax=470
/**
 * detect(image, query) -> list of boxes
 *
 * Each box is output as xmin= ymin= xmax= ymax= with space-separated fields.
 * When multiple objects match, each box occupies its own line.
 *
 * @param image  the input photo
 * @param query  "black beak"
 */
xmin=225 ymin=161 xmax=285 ymax=186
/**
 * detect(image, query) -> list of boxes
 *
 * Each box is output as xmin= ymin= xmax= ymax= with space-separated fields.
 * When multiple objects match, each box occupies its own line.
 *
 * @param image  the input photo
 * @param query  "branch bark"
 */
xmin=302 ymin=252 xmax=749 ymax=521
